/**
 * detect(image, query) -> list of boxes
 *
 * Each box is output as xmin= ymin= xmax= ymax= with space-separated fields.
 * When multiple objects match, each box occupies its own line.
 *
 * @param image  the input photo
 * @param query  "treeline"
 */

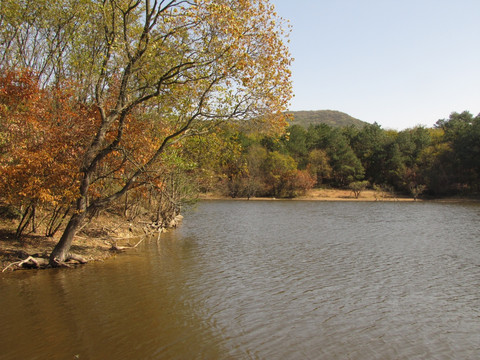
xmin=192 ymin=111 xmax=480 ymax=199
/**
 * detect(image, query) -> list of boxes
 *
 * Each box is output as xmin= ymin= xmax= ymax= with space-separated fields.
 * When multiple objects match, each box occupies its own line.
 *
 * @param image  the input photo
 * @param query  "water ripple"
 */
xmin=1 ymin=201 xmax=479 ymax=359
xmin=171 ymin=201 xmax=480 ymax=359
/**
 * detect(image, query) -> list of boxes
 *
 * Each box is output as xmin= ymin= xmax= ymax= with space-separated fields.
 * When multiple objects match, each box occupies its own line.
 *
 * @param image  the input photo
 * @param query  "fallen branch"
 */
xmin=2 ymin=256 xmax=49 ymax=272
xmin=2 ymin=259 xmax=26 ymax=272
xmin=109 ymin=237 xmax=145 ymax=251
xmin=2 ymin=252 xmax=89 ymax=271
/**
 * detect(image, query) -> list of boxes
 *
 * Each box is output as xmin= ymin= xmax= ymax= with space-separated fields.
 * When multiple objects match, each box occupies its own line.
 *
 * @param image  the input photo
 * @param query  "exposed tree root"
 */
xmin=1 ymin=215 xmax=182 ymax=271
xmin=66 ymin=253 xmax=88 ymax=264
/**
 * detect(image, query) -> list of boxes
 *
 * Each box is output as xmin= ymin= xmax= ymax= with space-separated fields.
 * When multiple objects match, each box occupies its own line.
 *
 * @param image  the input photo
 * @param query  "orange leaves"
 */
xmin=1 ymin=0 xmax=293 ymax=216
xmin=0 ymin=70 xmax=38 ymax=108
xmin=0 ymin=70 xmax=95 ymax=208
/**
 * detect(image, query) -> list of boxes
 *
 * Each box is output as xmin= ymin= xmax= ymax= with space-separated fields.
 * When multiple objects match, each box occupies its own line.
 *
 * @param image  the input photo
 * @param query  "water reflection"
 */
xmin=1 ymin=201 xmax=480 ymax=359
xmin=1 ymin=246 xmax=227 ymax=359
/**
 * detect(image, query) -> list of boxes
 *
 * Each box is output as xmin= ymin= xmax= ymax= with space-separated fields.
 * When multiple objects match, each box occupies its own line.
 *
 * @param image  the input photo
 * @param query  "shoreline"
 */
xmin=0 ymin=212 xmax=178 ymax=273
xmin=199 ymin=188 xmax=480 ymax=203
xmin=2 ymin=189 xmax=478 ymax=272
xmin=199 ymin=189 xmax=417 ymax=202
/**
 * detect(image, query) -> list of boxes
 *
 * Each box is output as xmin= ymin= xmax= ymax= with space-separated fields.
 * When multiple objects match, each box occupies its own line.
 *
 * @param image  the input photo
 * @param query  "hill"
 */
xmin=287 ymin=110 xmax=368 ymax=128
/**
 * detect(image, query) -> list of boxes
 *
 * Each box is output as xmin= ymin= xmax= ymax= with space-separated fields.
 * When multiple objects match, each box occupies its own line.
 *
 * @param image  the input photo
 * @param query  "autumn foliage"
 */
xmin=0 ymin=71 xmax=95 ymax=234
xmin=0 ymin=0 xmax=293 ymax=263
xmin=0 ymin=70 xmax=201 ymax=238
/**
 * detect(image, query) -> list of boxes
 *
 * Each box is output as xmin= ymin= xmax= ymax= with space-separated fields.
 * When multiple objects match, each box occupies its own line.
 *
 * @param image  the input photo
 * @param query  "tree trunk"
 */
xmin=15 ymin=205 xmax=33 ymax=239
xmin=49 ymin=211 xmax=86 ymax=265
xmin=50 ymin=169 xmax=91 ymax=266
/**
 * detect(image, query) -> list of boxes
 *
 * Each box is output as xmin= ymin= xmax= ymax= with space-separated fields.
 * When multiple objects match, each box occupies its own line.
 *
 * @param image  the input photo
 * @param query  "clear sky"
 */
xmin=270 ymin=0 xmax=480 ymax=130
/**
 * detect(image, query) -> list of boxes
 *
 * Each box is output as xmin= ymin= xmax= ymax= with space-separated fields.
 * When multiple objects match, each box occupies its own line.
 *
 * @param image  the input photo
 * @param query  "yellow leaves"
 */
xmin=2 ymin=0 xmax=293 ymax=211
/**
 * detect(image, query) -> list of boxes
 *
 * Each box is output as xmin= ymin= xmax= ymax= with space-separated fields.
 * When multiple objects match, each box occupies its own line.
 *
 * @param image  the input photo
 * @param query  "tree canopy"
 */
xmin=0 ymin=0 xmax=292 ymax=264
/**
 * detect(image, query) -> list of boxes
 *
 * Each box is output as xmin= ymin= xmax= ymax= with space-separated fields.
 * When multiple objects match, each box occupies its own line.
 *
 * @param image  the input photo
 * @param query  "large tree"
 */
xmin=0 ymin=0 xmax=292 ymax=265
xmin=306 ymin=124 xmax=364 ymax=186
xmin=435 ymin=111 xmax=480 ymax=191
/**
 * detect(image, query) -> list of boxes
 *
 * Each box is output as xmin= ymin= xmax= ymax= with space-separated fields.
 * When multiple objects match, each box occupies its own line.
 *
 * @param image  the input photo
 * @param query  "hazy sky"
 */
xmin=271 ymin=0 xmax=480 ymax=130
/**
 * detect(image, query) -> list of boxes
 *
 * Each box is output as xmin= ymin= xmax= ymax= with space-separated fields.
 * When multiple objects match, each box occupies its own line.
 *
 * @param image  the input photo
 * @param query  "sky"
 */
xmin=270 ymin=0 xmax=480 ymax=130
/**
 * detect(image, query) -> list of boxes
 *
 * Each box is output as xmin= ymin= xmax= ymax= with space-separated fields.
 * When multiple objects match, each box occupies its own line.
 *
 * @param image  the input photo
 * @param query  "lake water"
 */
xmin=1 ymin=200 xmax=480 ymax=359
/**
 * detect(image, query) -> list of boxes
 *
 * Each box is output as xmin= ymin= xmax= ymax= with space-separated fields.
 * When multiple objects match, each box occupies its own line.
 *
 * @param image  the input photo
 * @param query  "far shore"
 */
xmin=200 ymin=188 xmax=418 ymax=202
xmin=199 ymin=188 xmax=480 ymax=203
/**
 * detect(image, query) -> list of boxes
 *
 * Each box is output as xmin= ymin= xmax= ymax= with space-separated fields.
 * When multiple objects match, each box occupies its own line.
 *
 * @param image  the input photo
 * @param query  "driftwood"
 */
xmin=107 ymin=223 xmax=167 ymax=251
xmin=2 ymin=256 xmax=49 ymax=272
xmin=3 ymin=253 xmax=88 ymax=272
xmin=109 ymin=237 xmax=145 ymax=251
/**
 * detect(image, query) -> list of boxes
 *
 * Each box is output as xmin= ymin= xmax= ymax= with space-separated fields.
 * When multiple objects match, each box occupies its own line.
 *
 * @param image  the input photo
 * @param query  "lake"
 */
xmin=1 ymin=200 xmax=480 ymax=359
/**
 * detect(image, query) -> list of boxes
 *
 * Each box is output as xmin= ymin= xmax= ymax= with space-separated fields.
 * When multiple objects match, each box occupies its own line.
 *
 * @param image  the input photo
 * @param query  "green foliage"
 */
xmin=432 ymin=112 xmax=480 ymax=192
xmin=205 ymin=110 xmax=480 ymax=199
xmin=350 ymin=123 xmax=389 ymax=184
xmin=306 ymin=124 xmax=364 ymax=186
xmin=396 ymin=127 xmax=431 ymax=168
xmin=349 ymin=180 xmax=369 ymax=199
xmin=282 ymin=125 xmax=308 ymax=168
xmin=307 ymin=149 xmax=331 ymax=185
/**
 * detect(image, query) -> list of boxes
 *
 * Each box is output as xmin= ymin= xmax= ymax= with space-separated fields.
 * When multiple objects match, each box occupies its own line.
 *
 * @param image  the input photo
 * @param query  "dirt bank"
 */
xmin=0 ymin=211 xmax=178 ymax=272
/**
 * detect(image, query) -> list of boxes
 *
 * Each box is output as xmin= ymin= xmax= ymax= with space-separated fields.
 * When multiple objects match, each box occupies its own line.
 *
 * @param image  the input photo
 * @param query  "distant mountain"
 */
xmin=287 ymin=110 xmax=368 ymax=128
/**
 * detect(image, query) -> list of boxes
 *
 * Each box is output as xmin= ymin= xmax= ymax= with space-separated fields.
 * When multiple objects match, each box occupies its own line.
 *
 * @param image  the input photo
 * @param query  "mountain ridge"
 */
xmin=287 ymin=110 xmax=368 ymax=128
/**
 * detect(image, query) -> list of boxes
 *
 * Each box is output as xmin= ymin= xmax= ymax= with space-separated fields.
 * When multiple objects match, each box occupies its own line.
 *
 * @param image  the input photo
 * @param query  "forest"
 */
xmin=184 ymin=110 xmax=480 ymax=200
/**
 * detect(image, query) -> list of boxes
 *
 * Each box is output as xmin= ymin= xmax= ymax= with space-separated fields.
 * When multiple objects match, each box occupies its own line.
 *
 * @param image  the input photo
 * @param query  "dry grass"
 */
xmin=200 ymin=188 xmax=416 ymax=202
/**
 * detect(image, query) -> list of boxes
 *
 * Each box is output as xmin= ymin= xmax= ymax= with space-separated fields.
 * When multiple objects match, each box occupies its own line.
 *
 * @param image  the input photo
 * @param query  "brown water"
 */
xmin=1 ymin=200 xmax=480 ymax=359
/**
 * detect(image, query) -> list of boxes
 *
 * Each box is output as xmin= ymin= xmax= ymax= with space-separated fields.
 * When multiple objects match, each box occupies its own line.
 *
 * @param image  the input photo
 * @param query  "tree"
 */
xmin=1 ymin=0 xmax=292 ymax=264
xmin=439 ymin=112 xmax=480 ymax=190
xmin=350 ymin=123 xmax=389 ymax=185
xmin=262 ymin=151 xmax=297 ymax=197
xmin=0 ymin=70 xmax=94 ymax=237
xmin=414 ymin=129 xmax=446 ymax=195
xmin=218 ymin=132 xmax=249 ymax=198
xmin=307 ymin=149 xmax=331 ymax=185
xmin=283 ymin=124 xmax=308 ymax=168
xmin=394 ymin=126 xmax=431 ymax=193
xmin=293 ymin=170 xmax=316 ymax=195
xmin=348 ymin=180 xmax=369 ymax=199
xmin=396 ymin=126 xmax=431 ymax=168
xmin=244 ymin=144 xmax=269 ymax=197
xmin=409 ymin=183 xmax=426 ymax=201
xmin=306 ymin=124 xmax=364 ymax=186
